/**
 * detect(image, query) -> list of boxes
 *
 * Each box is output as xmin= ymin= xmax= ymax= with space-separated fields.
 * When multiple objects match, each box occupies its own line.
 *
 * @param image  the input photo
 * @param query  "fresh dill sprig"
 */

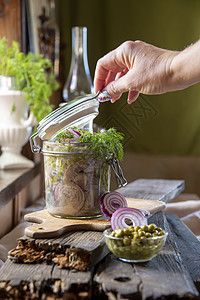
xmin=55 ymin=129 xmax=74 ymax=141
xmin=54 ymin=127 xmax=124 ymax=160
xmin=78 ymin=128 xmax=124 ymax=160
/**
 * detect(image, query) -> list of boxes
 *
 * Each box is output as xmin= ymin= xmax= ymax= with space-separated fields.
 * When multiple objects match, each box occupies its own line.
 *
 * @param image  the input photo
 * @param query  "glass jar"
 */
xmin=42 ymin=141 xmax=111 ymax=218
xmin=30 ymin=93 xmax=127 ymax=219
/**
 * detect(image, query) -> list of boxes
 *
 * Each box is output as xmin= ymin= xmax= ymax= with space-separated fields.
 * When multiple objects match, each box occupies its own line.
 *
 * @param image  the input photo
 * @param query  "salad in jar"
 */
xmin=43 ymin=128 xmax=124 ymax=219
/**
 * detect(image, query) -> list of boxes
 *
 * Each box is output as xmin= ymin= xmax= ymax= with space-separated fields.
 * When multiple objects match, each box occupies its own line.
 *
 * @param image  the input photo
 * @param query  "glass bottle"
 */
xmin=63 ymin=26 xmax=93 ymax=102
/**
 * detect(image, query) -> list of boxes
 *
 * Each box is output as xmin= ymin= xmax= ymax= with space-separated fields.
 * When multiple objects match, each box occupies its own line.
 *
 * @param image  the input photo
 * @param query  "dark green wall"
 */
xmin=58 ymin=0 xmax=200 ymax=156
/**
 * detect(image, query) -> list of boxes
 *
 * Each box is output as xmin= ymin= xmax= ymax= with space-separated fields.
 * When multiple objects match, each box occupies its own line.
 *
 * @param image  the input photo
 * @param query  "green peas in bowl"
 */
xmin=103 ymin=224 xmax=168 ymax=263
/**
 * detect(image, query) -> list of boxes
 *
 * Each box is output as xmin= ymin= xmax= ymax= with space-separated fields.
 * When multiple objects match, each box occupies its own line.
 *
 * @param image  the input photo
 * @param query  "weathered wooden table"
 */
xmin=0 ymin=179 xmax=200 ymax=299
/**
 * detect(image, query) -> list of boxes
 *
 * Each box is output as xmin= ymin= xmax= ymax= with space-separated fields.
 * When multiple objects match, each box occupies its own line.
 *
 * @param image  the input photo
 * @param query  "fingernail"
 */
xmin=97 ymin=90 xmax=112 ymax=102
xmin=127 ymin=98 xmax=136 ymax=104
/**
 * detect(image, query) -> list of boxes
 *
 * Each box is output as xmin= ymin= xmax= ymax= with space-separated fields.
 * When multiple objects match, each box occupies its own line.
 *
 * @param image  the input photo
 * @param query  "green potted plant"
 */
xmin=0 ymin=37 xmax=59 ymax=122
xmin=0 ymin=37 xmax=59 ymax=169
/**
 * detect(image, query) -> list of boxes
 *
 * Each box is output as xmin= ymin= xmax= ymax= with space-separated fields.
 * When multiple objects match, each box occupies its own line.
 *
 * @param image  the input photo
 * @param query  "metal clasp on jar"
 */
xmin=107 ymin=155 xmax=127 ymax=187
xmin=29 ymin=132 xmax=41 ymax=153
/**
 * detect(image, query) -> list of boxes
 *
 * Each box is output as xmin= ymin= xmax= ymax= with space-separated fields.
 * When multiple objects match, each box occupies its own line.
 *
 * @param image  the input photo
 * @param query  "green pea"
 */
xmin=137 ymin=246 xmax=143 ymax=252
xmin=145 ymin=232 xmax=151 ymax=238
xmin=123 ymin=238 xmax=131 ymax=246
xmin=131 ymin=241 xmax=137 ymax=248
xmin=157 ymin=231 xmax=164 ymax=236
xmin=124 ymin=228 xmax=131 ymax=236
xmin=110 ymin=232 xmax=116 ymax=237
xmin=134 ymin=226 xmax=140 ymax=232
xmin=115 ymin=229 xmax=123 ymax=238
xmin=141 ymin=225 xmax=148 ymax=231
xmin=142 ymin=249 xmax=149 ymax=255
xmin=116 ymin=240 xmax=124 ymax=247
xmin=148 ymin=224 xmax=157 ymax=233
xmin=148 ymin=239 xmax=155 ymax=246
xmin=133 ymin=233 xmax=139 ymax=239
xmin=138 ymin=230 xmax=145 ymax=237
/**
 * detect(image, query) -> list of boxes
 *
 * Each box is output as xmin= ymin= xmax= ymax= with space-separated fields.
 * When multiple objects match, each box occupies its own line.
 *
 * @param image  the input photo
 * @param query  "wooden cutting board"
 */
xmin=24 ymin=198 xmax=166 ymax=238
xmin=126 ymin=198 xmax=166 ymax=213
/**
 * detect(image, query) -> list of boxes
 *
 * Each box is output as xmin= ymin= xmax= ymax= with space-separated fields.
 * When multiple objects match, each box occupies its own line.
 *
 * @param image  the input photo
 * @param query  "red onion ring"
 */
xmin=111 ymin=207 xmax=148 ymax=231
xmin=100 ymin=191 xmax=127 ymax=217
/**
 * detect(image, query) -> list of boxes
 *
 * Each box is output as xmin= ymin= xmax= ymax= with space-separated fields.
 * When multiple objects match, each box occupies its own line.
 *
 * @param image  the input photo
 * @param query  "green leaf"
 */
xmin=0 ymin=38 xmax=59 ymax=123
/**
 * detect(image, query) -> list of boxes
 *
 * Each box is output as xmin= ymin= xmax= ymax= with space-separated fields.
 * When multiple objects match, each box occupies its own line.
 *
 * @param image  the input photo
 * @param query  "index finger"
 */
xmin=94 ymin=64 xmax=109 ymax=93
xmin=94 ymin=50 xmax=125 ymax=93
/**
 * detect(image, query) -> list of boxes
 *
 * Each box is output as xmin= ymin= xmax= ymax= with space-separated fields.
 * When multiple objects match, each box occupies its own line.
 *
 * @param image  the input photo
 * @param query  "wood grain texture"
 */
xmin=8 ymin=230 xmax=110 ymax=272
xmin=0 ymin=0 xmax=22 ymax=46
xmin=127 ymin=198 xmax=165 ymax=213
xmin=0 ymin=231 xmax=110 ymax=298
xmin=167 ymin=214 xmax=200 ymax=292
xmin=93 ymin=211 xmax=199 ymax=299
xmin=0 ymin=259 xmax=92 ymax=299
xmin=117 ymin=179 xmax=185 ymax=203
xmin=0 ymin=163 xmax=41 ymax=210
xmin=21 ymin=230 xmax=107 ymax=253
xmin=24 ymin=209 xmax=110 ymax=238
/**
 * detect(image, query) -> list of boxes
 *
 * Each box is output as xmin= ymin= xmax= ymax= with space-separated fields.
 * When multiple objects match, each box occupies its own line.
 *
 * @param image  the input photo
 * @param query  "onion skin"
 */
xmin=100 ymin=191 xmax=128 ymax=217
xmin=111 ymin=207 xmax=148 ymax=231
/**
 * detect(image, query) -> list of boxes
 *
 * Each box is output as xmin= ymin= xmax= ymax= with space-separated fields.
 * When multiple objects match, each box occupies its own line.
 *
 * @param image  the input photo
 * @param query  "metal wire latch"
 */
xmin=107 ymin=156 xmax=127 ymax=187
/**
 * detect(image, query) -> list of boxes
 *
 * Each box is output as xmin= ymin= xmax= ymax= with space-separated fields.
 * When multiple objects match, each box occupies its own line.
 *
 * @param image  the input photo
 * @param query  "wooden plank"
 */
xmin=8 ymin=230 xmax=110 ymax=271
xmin=0 ymin=230 xmax=109 ymax=298
xmin=0 ymin=162 xmax=41 ymax=210
xmin=93 ymin=211 xmax=199 ymax=299
xmin=167 ymin=214 xmax=200 ymax=292
xmin=0 ymin=259 xmax=92 ymax=299
xmin=117 ymin=179 xmax=184 ymax=203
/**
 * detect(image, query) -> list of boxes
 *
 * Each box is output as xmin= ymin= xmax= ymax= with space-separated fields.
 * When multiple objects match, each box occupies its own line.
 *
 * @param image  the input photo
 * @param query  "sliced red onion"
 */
xmin=100 ymin=191 xmax=127 ymax=217
xmin=68 ymin=128 xmax=81 ymax=138
xmin=111 ymin=207 xmax=148 ymax=231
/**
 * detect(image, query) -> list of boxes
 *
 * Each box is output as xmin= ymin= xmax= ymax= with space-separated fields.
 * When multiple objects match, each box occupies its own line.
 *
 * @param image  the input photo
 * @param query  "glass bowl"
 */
xmin=103 ymin=228 xmax=168 ymax=263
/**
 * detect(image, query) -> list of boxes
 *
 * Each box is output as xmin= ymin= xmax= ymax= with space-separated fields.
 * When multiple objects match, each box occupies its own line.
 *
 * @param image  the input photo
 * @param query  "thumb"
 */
xmin=103 ymin=72 xmax=132 ymax=99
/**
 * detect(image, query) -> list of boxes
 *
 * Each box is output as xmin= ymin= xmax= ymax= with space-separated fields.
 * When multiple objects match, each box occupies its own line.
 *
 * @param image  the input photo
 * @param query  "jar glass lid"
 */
xmin=30 ymin=92 xmax=101 ymax=153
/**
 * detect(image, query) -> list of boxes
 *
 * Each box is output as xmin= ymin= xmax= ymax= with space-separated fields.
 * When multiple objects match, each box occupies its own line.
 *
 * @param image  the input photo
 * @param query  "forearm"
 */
xmin=170 ymin=40 xmax=200 ymax=91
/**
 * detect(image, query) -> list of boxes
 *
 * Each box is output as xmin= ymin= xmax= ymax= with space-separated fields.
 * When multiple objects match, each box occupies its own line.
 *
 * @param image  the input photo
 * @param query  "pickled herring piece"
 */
xmin=63 ymin=162 xmax=88 ymax=190
xmin=54 ymin=181 xmax=84 ymax=215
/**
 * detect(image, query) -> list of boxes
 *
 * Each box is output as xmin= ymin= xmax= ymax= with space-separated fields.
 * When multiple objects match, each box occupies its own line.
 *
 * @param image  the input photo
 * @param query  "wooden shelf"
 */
xmin=0 ymin=162 xmax=41 ymax=211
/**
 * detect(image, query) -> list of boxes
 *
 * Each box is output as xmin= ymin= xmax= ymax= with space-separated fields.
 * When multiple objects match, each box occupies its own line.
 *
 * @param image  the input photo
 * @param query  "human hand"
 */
xmin=94 ymin=40 xmax=178 ymax=104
